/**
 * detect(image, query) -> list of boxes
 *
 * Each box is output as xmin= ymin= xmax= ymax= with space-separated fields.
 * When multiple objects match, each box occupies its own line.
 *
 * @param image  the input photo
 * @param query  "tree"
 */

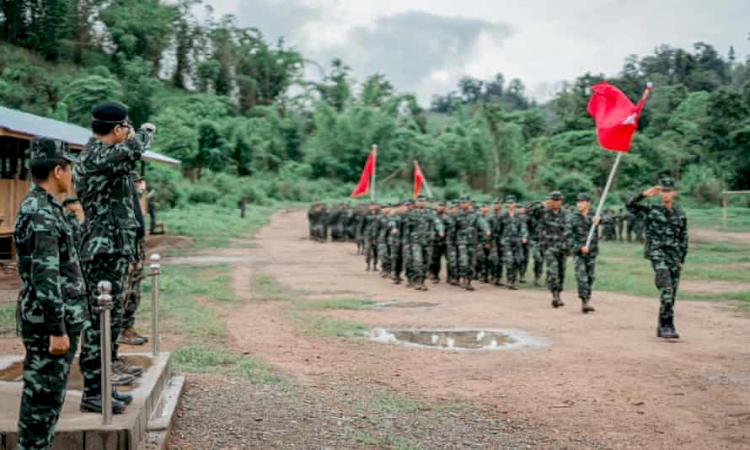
xmin=60 ymin=71 xmax=125 ymax=126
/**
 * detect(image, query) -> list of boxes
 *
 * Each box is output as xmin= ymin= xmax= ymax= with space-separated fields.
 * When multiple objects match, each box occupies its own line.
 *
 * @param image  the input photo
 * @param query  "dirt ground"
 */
xmin=182 ymin=210 xmax=750 ymax=450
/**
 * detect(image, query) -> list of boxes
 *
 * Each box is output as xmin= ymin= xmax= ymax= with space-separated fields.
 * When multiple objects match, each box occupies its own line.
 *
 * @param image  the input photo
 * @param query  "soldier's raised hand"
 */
xmin=581 ymin=246 xmax=589 ymax=255
xmin=643 ymin=186 xmax=661 ymax=197
xmin=141 ymin=123 xmax=157 ymax=133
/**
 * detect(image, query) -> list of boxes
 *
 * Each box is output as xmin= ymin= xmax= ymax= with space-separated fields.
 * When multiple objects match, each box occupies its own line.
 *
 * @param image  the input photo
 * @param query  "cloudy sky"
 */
xmin=209 ymin=0 xmax=750 ymax=104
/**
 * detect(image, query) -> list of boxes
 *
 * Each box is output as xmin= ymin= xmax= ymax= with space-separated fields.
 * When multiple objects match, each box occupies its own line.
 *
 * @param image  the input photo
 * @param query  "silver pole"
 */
xmin=585 ymin=152 xmax=622 ymax=249
xmin=370 ymin=144 xmax=377 ymax=202
xmin=150 ymin=254 xmax=161 ymax=356
xmin=97 ymin=281 xmax=113 ymax=425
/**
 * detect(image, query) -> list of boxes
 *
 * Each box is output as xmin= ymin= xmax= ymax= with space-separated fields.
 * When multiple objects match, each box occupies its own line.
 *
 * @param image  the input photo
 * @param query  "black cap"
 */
xmin=505 ymin=195 xmax=517 ymax=203
xmin=92 ymin=102 xmax=129 ymax=124
xmin=406 ymin=199 xmax=415 ymax=205
xmin=437 ymin=201 xmax=446 ymax=206
xmin=31 ymin=138 xmax=76 ymax=164
xmin=659 ymin=178 xmax=676 ymax=191
xmin=576 ymin=192 xmax=591 ymax=202
xmin=548 ymin=191 xmax=563 ymax=201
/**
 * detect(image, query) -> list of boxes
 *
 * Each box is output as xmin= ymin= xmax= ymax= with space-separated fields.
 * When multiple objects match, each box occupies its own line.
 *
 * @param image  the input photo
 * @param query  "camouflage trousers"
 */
xmin=503 ymin=242 xmax=524 ymax=284
xmin=122 ymin=264 xmax=143 ymax=330
xmin=649 ymin=251 xmax=682 ymax=321
xmin=530 ymin=240 xmax=544 ymax=280
xmin=402 ymin=242 xmax=413 ymax=281
xmin=425 ymin=241 xmax=435 ymax=278
xmin=519 ymin=242 xmax=529 ymax=280
xmin=544 ymin=248 xmax=567 ymax=292
xmin=573 ymin=255 xmax=596 ymax=299
xmin=431 ymin=241 xmax=446 ymax=279
xmin=17 ymin=326 xmax=82 ymax=450
xmin=364 ymin=237 xmax=378 ymax=268
xmin=378 ymin=239 xmax=391 ymax=272
xmin=312 ymin=224 xmax=326 ymax=241
xmin=390 ymin=243 xmax=403 ymax=278
xmin=411 ymin=242 xmax=427 ymax=280
xmin=490 ymin=244 xmax=504 ymax=282
xmin=458 ymin=242 xmax=475 ymax=279
xmin=446 ymin=242 xmax=458 ymax=280
xmin=475 ymin=244 xmax=490 ymax=279
xmin=80 ymin=255 xmax=129 ymax=398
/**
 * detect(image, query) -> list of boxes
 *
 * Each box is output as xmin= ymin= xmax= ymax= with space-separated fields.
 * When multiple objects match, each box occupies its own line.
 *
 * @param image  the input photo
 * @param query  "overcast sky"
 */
xmin=209 ymin=0 xmax=750 ymax=104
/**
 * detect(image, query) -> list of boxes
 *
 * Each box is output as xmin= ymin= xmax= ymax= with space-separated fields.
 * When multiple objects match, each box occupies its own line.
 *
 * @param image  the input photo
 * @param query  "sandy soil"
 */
xmin=221 ymin=210 xmax=750 ymax=450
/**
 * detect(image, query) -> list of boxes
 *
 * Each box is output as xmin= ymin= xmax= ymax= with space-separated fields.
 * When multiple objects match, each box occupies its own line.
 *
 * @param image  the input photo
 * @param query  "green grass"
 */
xmin=159 ymin=203 xmax=284 ymax=250
xmin=686 ymin=207 xmax=750 ymax=232
xmin=293 ymin=315 xmax=369 ymax=338
xmin=0 ymin=304 xmax=16 ymax=337
xmin=295 ymin=298 xmax=376 ymax=311
xmin=173 ymin=344 xmax=285 ymax=385
xmin=254 ymin=275 xmax=300 ymax=302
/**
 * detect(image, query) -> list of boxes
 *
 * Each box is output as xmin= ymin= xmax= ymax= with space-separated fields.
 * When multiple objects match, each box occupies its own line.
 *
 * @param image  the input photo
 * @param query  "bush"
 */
xmin=186 ymin=185 xmax=221 ymax=204
xmin=680 ymin=166 xmax=724 ymax=206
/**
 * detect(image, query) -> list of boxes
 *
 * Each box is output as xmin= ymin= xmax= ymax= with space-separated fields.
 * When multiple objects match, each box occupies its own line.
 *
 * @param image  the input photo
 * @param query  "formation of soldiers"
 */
xmin=308 ymin=180 xmax=687 ymax=338
xmin=13 ymin=102 xmax=155 ymax=448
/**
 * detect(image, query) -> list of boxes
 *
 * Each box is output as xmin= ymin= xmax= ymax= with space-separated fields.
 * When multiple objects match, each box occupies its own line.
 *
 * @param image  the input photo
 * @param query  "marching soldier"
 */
xmin=627 ymin=179 xmax=688 ymax=339
xmin=566 ymin=193 xmax=600 ymax=313
xmin=500 ymin=195 xmax=528 ymax=290
xmin=489 ymin=199 xmax=504 ymax=286
xmin=14 ymin=138 xmax=95 ymax=448
xmin=431 ymin=201 xmax=449 ymax=283
xmin=525 ymin=201 xmax=545 ymax=286
xmin=411 ymin=196 xmax=444 ymax=290
xmin=518 ymin=204 xmax=530 ymax=284
xmin=476 ymin=203 xmax=492 ymax=283
xmin=445 ymin=202 xmax=460 ymax=285
xmin=377 ymin=205 xmax=392 ymax=278
xmin=389 ymin=201 xmax=406 ymax=284
xmin=457 ymin=197 xmax=490 ymax=291
xmin=363 ymin=203 xmax=381 ymax=271
xmin=537 ymin=191 xmax=569 ymax=308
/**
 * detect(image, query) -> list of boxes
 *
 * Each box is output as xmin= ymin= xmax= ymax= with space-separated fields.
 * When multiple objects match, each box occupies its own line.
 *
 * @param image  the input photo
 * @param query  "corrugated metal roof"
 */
xmin=0 ymin=106 xmax=181 ymax=165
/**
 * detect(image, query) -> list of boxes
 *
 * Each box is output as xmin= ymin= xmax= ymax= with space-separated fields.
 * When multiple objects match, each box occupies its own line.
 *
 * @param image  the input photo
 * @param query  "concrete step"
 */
xmin=137 ymin=374 xmax=186 ymax=450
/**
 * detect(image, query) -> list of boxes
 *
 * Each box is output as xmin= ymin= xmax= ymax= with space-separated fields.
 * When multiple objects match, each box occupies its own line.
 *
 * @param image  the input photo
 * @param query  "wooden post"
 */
xmin=723 ymin=193 xmax=727 ymax=229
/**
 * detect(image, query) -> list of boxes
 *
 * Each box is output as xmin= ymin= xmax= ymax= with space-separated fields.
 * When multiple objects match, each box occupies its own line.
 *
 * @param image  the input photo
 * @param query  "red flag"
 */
xmin=413 ymin=161 xmax=424 ymax=198
xmin=587 ymin=81 xmax=650 ymax=152
xmin=350 ymin=151 xmax=375 ymax=198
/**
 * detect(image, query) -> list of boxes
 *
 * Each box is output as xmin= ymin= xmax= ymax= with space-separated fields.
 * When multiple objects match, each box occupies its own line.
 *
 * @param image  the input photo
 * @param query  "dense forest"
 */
xmin=1 ymin=0 xmax=749 ymax=207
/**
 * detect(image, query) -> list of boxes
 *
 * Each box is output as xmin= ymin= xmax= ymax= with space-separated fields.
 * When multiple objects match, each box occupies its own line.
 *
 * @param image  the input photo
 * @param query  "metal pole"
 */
xmin=370 ymin=144 xmax=377 ymax=202
xmin=150 ymin=253 xmax=161 ymax=356
xmin=585 ymin=152 xmax=622 ymax=249
xmin=97 ymin=281 xmax=113 ymax=425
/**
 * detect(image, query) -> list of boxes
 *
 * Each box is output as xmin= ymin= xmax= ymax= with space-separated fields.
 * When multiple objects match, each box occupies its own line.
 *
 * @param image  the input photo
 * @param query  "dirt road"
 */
xmin=202 ymin=210 xmax=750 ymax=450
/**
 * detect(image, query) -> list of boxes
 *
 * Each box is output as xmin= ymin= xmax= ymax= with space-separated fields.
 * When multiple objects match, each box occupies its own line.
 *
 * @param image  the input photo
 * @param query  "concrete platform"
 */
xmin=0 ymin=352 xmax=181 ymax=450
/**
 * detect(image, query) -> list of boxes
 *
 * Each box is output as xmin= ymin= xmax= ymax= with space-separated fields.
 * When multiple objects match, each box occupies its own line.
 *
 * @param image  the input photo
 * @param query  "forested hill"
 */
xmin=1 ymin=1 xmax=749 ymax=206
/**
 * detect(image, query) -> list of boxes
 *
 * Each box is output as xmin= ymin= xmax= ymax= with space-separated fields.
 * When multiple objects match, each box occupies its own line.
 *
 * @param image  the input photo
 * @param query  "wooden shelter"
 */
xmin=0 ymin=106 xmax=180 ymax=261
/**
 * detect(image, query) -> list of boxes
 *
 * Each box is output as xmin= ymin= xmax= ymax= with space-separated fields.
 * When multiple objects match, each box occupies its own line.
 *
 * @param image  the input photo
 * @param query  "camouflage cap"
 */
xmin=480 ymin=202 xmax=489 ymax=207
xmin=31 ymin=138 xmax=76 ymax=164
xmin=131 ymin=170 xmax=144 ymax=182
xmin=416 ymin=194 xmax=427 ymax=201
xmin=505 ymin=195 xmax=517 ymax=203
xmin=493 ymin=198 xmax=502 ymax=204
xmin=548 ymin=191 xmax=563 ymax=200
xmin=405 ymin=199 xmax=415 ymax=205
xmin=659 ymin=177 xmax=676 ymax=191
xmin=437 ymin=201 xmax=446 ymax=206
xmin=576 ymin=192 xmax=591 ymax=202
xmin=92 ymin=102 xmax=129 ymax=123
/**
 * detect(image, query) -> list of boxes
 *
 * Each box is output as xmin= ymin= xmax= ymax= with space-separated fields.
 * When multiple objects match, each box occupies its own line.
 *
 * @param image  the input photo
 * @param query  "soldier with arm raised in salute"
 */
xmin=627 ymin=178 xmax=688 ymax=339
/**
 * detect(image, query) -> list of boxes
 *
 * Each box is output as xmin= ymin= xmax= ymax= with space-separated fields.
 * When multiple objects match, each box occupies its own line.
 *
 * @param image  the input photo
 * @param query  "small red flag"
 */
xmin=350 ymin=151 xmax=375 ymax=198
xmin=587 ymin=81 xmax=650 ymax=152
xmin=413 ymin=162 xmax=424 ymax=198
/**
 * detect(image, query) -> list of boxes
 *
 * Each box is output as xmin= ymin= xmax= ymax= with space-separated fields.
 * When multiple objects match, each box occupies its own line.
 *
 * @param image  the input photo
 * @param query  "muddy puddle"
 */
xmin=369 ymin=328 xmax=548 ymax=351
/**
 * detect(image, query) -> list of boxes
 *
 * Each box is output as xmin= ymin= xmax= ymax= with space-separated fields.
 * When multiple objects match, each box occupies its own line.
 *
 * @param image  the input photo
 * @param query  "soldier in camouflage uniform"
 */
xmin=489 ymin=200 xmax=504 ymax=286
xmin=566 ymin=193 xmax=600 ymax=313
xmin=457 ymin=197 xmax=490 ymax=291
xmin=627 ymin=179 xmax=688 ymax=339
xmin=518 ymin=204 xmax=530 ymax=284
xmin=63 ymin=198 xmax=83 ymax=249
xmin=388 ymin=201 xmax=406 ymax=284
xmin=524 ymin=201 xmax=545 ymax=286
xmin=537 ymin=191 xmax=569 ymax=308
xmin=445 ymin=202 xmax=460 ymax=285
xmin=363 ymin=203 xmax=381 ymax=271
xmin=500 ymin=196 xmax=528 ymax=290
xmin=634 ymin=214 xmax=645 ymax=243
xmin=120 ymin=172 xmax=148 ymax=346
xmin=355 ymin=204 xmax=367 ymax=254
xmin=343 ymin=204 xmax=356 ymax=241
xmin=377 ymin=206 xmax=392 ymax=278
xmin=430 ymin=202 xmax=449 ymax=283
xmin=410 ymin=196 xmax=444 ymax=290
xmin=13 ymin=139 xmax=100 ymax=449
xmin=75 ymin=103 xmax=154 ymax=412
xmin=475 ymin=203 xmax=492 ymax=283
xmin=615 ymin=208 xmax=625 ymax=242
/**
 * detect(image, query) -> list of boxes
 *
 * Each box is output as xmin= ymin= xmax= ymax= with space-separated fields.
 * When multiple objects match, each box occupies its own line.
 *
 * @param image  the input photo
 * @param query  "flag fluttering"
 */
xmin=413 ymin=160 xmax=433 ymax=198
xmin=350 ymin=150 xmax=375 ymax=198
xmin=587 ymin=81 xmax=651 ymax=152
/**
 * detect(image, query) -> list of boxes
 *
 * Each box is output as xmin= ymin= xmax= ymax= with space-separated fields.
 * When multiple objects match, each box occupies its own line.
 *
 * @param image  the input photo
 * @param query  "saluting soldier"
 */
xmin=627 ymin=178 xmax=688 ymax=339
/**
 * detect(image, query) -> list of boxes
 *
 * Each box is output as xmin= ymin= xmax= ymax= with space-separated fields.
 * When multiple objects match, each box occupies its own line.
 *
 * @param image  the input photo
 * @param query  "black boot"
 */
xmin=659 ymin=314 xmax=679 ymax=339
xmin=113 ymin=388 xmax=133 ymax=405
xmin=581 ymin=298 xmax=595 ymax=313
xmin=551 ymin=291 xmax=564 ymax=308
xmin=81 ymin=394 xmax=126 ymax=414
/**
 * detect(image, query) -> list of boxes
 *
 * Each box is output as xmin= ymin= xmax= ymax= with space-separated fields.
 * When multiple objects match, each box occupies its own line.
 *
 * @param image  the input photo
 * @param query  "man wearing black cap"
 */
xmin=75 ymin=102 xmax=155 ymax=413
xmin=14 ymin=138 xmax=91 ymax=448
xmin=566 ymin=193 xmax=600 ymax=313
xmin=538 ymin=191 xmax=569 ymax=307
xmin=627 ymin=178 xmax=688 ymax=339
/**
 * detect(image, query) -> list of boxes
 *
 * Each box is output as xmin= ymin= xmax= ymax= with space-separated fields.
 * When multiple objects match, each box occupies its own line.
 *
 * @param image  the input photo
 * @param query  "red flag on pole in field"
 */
xmin=587 ymin=81 xmax=652 ymax=152
xmin=350 ymin=150 xmax=375 ymax=198
xmin=413 ymin=161 xmax=424 ymax=198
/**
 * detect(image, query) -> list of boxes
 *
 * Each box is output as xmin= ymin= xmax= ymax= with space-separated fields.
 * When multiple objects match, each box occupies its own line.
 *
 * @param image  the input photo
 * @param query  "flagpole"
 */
xmin=371 ymin=144 xmax=377 ymax=202
xmin=584 ymin=82 xmax=653 ymax=248
xmin=413 ymin=160 xmax=418 ymax=199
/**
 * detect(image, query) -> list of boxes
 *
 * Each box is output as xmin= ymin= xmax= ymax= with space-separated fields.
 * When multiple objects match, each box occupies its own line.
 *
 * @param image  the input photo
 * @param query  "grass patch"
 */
xmin=0 ymin=303 xmax=16 ymax=337
xmin=292 ymin=313 xmax=368 ymax=339
xmin=160 ymin=203 xmax=285 ymax=250
xmin=173 ymin=344 xmax=285 ymax=385
xmin=295 ymin=298 xmax=376 ymax=311
xmin=254 ymin=274 xmax=299 ymax=302
xmin=686 ymin=207 xmax=750 ymax=233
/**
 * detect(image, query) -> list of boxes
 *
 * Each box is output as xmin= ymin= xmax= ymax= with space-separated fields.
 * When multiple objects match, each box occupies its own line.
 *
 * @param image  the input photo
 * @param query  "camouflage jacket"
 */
xmin=500 ymin=212 xmax=529 ymax=246
xmin=436 ymin=212 xmax=451 ymax=244
xmin=74 ymin=130 xmax=154 ymax=262
xmin=455 ymin=210 xmax=490 ymax=245
xmin=626 ymin=194 xmax=688 ymax=263
xmin=363 ymin=211 xmax=382 ymax=240
xmin=14 ymin=185 xmax=88 ymax=336
xmin=65 ymin=212 xmax=82 ymax=251
xmin=412 ymin=209 xmax=444 ymax=245
xmin=387 ymin=213 xmax=403 ymax=246
xmin=566 ymin=210 xmax=599 ymax=257
xmin=538 ymin=208 xmax=568 ymax=252
xmin=377 ymin=214 xmax=391 ymax=242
